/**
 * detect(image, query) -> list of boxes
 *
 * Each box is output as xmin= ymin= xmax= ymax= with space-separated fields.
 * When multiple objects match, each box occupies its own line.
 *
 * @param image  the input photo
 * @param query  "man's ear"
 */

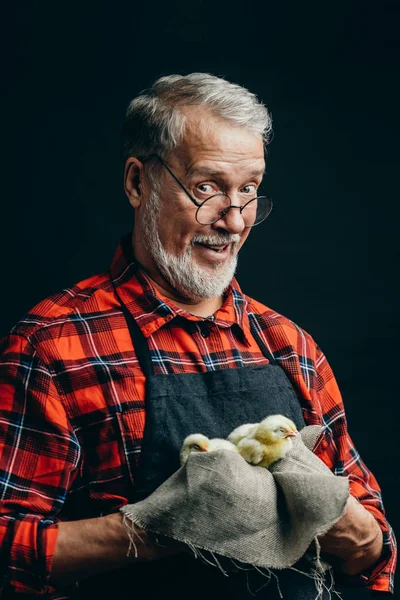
xmin=124 ymin=158 xmax=144 ymax=208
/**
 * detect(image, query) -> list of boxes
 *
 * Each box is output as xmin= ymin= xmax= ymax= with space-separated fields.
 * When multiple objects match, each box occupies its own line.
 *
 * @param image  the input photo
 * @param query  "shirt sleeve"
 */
xmin=311 ymin=344 xmax=397 ymax=594
xmin=0 ymin=333 xmax=81 ymax=595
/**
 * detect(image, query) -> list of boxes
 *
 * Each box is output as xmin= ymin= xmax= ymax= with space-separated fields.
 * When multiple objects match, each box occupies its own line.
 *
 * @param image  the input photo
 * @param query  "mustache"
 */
xmin=191 ymin=233 xmax=241 ymax=246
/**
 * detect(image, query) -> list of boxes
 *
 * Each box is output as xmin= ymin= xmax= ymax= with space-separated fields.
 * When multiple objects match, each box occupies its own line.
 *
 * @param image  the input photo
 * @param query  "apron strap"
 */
xmin=110 ymin=273 xmax=155 ymax=378
xmin=248 ymin=319 xmax=276 ymax=365
xmin=119 ymin=303 xmax=155 ymax=378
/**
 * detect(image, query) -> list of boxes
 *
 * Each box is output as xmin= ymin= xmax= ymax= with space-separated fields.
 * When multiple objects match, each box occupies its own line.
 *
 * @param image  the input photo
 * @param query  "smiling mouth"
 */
xmin=195 ymin=242 xmax=229 ymax=253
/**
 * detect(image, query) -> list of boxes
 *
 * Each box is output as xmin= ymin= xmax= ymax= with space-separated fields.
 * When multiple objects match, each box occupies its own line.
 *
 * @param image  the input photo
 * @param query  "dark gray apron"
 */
xmin=80 ymin=301 xmax=370 ymax=599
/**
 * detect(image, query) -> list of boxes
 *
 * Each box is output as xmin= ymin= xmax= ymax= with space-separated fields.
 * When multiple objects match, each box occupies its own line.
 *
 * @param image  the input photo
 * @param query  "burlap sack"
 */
xmin=121 ymin=425 xmax=349 ymax=570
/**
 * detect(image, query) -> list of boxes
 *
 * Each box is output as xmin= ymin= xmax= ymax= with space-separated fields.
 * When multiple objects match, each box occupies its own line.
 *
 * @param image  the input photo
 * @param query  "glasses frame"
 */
xmin=141 ymin=154 xmax=272 ymax=228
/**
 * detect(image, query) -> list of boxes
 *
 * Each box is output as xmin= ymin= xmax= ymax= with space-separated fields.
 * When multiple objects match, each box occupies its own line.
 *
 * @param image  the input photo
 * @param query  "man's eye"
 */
xmin=241 ymin=184 xmax=257 ymax=194
xmin=193 ymin=183 xmax=217 ymax=199
xmin=197 ymin=184 xmax=214 ymax=194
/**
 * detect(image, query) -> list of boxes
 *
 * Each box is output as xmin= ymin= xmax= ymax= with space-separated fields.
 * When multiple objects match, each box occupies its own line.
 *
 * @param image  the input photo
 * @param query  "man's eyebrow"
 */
xmin=185 ymin=166 xmax=266 ymax=179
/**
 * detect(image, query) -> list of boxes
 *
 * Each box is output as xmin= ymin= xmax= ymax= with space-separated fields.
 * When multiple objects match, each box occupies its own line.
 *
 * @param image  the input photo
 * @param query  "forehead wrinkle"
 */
xmin=185 ymin=165 xmax=266 ymax=180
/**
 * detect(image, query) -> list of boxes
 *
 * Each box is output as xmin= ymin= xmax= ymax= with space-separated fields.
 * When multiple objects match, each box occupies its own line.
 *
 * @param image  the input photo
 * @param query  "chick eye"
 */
xmin=279 ymin=427 xmax=286 ymax=434
xmin=191 ymin=444 xmax=202 ymax=451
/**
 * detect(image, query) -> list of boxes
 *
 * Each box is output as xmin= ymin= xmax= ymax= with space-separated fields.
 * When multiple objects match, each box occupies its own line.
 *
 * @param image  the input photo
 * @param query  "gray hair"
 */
xmin=121 ymin=73 xmax=272 ymax=165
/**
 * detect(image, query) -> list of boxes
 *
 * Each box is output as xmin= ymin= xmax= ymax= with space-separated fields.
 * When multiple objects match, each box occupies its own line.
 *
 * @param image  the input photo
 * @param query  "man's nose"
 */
xmin=213 ymin=204 xmax=246 ymax=234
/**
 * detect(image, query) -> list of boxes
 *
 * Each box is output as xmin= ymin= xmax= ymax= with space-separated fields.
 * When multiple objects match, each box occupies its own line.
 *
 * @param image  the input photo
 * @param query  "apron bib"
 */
xmin=79 ymin=302 xmax=367 ymax=599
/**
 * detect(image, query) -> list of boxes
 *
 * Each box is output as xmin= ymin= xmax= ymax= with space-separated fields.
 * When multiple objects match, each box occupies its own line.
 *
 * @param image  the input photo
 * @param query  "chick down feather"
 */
xmin=236 ymin=414 xmax=298 ymax=468
xmin=180 ymin=433 xmax=238 ymax=466
xmin=227 ymin=423 xmax=259 ymax=446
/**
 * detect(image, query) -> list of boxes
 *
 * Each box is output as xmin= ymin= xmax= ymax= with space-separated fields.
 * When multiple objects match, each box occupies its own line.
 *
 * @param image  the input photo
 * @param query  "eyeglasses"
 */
xmin=142 ymin=154 xmax=273 ymax=228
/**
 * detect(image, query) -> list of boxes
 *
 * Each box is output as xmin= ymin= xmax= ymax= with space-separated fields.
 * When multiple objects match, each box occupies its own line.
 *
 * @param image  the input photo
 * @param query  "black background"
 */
xmin=1 ymin=1 xmax=399 ymax=595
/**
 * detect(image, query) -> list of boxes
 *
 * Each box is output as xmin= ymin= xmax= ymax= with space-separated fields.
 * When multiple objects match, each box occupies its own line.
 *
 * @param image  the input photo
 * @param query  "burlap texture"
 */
xmin=121 ymin=425 xmax=349 ymax=570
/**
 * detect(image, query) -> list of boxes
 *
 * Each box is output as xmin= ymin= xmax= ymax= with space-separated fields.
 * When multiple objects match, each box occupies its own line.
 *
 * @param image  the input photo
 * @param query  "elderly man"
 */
xmin=0 ymin=74 xmax=395 ymax=599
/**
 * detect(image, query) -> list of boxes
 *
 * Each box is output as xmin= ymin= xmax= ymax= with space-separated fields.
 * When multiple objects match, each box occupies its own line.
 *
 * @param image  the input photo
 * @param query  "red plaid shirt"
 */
xmin=0 ymin=235 xmax=396 ymax=597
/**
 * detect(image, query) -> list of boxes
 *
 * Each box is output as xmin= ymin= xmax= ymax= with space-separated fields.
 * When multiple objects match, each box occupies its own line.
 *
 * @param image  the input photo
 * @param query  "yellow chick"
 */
xmin=227 ymin=423 xmax=258 ymax=446
xmin=236 ymin=414 xmax=298 ymax=468
xmin=180 ymin=433 xmax=239 ymax=466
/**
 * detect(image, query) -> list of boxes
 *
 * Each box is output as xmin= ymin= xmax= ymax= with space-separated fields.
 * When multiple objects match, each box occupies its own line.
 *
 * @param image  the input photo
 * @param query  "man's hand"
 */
xmin=51 ymin=512 xmax=185 ymax=587
xmin=318 ymin=495 xmax=383 ymax=576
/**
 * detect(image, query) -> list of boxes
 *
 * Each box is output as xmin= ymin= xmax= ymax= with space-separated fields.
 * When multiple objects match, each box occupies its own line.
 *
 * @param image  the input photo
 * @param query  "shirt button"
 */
xmin=158 ymin=304 xmax=170 ymax=316
xmin=200 ymin=324 xmax=210 ymax=338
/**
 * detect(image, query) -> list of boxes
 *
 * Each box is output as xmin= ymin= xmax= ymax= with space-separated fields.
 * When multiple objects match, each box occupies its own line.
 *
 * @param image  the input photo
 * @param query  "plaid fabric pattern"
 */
xmin=0 ymin=234 xmax=396 ymax=597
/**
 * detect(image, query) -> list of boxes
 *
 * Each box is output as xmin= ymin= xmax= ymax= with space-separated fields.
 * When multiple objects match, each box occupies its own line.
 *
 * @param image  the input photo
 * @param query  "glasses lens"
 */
xmin=242 ymin=196 xmax=272 ymax=227
xmin=196 ymin=194 xmax=231 ymax=225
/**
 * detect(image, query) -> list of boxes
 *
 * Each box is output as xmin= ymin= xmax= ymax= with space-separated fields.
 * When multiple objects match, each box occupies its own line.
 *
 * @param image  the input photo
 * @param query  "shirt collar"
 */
xmin=109 ymin=233 xmax=251 ymax=343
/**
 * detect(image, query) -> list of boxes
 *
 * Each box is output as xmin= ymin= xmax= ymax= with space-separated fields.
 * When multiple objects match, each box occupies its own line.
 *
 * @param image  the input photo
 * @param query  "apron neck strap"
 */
xmin=111 ymin=274 xmax=155 ymax=377
xmin=120 ymin=303 xmax=155 ymax=377
xmin=248 ymin=320 xmax=276 ymax=365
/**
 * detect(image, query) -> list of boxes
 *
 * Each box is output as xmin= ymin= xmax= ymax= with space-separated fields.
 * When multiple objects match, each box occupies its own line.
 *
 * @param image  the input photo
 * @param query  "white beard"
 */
xmin=141 ymin=190 xmax=240 ymax=302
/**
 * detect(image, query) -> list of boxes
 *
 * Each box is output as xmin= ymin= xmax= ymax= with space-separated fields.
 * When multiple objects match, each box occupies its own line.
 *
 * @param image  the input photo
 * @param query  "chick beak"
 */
xmin=285 ymin=430 xmax=298 ymax=438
